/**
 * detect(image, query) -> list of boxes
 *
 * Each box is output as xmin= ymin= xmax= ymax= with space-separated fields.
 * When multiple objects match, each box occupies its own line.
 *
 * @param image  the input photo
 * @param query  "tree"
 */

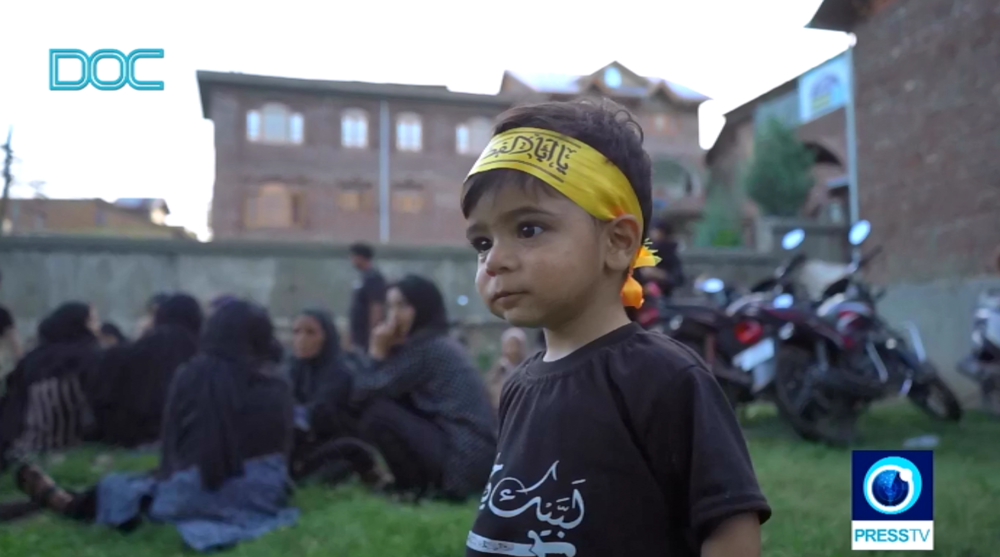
xmin=695 ymin=182 xmax=743 ymax=248
xmin=743 ymin=118 xmax=815 ymax=217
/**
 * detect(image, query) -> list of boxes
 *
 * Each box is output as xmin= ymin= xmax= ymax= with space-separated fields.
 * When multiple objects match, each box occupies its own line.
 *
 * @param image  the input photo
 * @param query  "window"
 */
xmin=654 ymin=114 xmax=670 ymax=132
xmin=245 ymin=183 xmax=301 ymax=228
xmin=827 ymin=200 xmax=845 ymax=224
xmin=247 ymin=103 xmax=305 ymax=145
xmin=456 ymin=125 xmax=470 ymax=154
xmin=289 ymin=113 xmax=304 ymax=144
xmin=341 ymin=109 xmax=369 ymax=148
xmin=396 ymin=113 xmax=422 ymax=152
xmin=337 ymin=180 xmax=372 ymax=212
xmin=604 ymin=67 xmax=622 ymax=88
xmin=456 ymin=117 xmax=492 ymax=155
xmin=392 ymin=181 xmax=424 ymax=214
xmin=247 ymin=110 xmax=261 ymax=141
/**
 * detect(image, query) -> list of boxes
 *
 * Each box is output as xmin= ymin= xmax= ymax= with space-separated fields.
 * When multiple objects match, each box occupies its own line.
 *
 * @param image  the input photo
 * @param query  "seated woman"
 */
xmin=12 ymin=299 xmax=297 ymax=552
xmin=0 ymin=302 xmax=102 ymax=468
xmin=284 ymin=309 xmax=366 ymax=480
xmin=88 ymin=293 xmax=203 ymax=448
xmin=354 ymin=274 xmax=497 ymax=501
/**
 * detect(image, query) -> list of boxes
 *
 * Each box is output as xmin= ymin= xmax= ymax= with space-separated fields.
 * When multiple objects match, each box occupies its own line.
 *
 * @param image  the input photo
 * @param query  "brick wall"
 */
xmin=855 ymin=0 xmax=1000 ymax=283
xmin=208 ymin=87 xmax=509 ymax=246
xmin=208 ymin=82 xmax=705 ymax=246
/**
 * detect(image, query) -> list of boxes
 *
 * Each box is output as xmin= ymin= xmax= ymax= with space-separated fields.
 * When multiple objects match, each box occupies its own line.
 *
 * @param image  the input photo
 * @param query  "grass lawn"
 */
xmin=1 ymin=402 xmax=998 ymax=556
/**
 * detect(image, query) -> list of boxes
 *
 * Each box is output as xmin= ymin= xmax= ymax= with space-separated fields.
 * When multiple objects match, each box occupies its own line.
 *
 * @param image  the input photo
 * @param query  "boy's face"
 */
xmin=466 ymin=181 xmax=638 ymax=328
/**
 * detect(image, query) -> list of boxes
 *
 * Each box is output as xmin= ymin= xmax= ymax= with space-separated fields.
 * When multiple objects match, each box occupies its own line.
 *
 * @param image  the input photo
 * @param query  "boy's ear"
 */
xmin=604 ymin=215 xmax=642 ymax=273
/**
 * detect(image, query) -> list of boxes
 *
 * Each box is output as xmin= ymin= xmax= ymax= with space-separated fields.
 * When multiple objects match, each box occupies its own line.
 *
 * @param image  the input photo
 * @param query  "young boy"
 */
xmin=461 ymin=100 xmax=770 ymax=557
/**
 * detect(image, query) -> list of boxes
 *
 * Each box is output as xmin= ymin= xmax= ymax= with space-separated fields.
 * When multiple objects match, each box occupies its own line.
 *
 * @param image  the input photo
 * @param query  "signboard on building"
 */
xmin=799 ymin=54 xmax=851 ymax=123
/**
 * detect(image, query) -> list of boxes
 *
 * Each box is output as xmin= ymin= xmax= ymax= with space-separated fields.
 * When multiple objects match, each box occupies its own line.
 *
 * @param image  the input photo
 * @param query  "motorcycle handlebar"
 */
xmin=777 ymin=253 xmax=808 ymax=280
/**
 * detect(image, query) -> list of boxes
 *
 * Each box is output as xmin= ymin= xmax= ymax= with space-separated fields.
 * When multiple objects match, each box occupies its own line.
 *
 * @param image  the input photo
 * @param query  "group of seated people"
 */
xmin=0 ymin=274 xmax=518 ymax=552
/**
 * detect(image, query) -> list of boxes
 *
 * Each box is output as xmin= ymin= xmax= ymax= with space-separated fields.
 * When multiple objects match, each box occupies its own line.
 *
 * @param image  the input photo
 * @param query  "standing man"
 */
xmin=348 ymin=243 xmax=387 ymax=352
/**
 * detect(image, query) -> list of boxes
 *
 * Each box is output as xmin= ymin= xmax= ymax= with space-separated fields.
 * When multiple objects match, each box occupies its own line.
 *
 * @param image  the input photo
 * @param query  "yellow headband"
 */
xmin=464 ymin=127 xmax=660 ymax=308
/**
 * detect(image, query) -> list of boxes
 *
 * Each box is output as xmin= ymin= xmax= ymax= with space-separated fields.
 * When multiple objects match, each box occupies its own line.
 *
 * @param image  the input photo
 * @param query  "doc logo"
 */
xmin=852 ymin=450 xmax=933 ymax=551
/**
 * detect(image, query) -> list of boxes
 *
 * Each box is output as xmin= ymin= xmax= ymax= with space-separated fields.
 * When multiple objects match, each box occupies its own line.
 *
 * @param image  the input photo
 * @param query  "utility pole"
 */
xmin=378 ymin=100 xmax=391 ymax=244
xmin=0 ymin=127 xmax=12 ymax=237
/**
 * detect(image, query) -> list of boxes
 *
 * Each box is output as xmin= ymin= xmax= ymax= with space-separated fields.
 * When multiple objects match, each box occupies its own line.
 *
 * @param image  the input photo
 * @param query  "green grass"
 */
xmin=1 ymin=403 xmax=999 ymax=556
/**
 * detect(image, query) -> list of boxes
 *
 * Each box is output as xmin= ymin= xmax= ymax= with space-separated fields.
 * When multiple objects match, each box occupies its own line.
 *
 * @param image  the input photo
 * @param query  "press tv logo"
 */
xmin=852 ymin=450 xmax=934 ymax=551
xmin=49 ymin=49 xmax=164 ymax=91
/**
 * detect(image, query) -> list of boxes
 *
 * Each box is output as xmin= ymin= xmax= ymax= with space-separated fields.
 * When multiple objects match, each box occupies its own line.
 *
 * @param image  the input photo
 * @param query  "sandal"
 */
xmin=15 ymin=464 xmax=72 ymax=512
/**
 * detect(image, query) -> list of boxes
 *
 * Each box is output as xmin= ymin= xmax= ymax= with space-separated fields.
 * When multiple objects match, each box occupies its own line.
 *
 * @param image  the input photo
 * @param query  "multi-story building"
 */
xmin=197 ymin=62 xmax=708 ymax=245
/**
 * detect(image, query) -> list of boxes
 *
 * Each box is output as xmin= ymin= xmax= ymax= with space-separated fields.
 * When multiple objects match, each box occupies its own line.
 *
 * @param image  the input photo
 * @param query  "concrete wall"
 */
xmin=754 ymin=217 xmax=850 ymax=262
xmin=877 ymin=275 xmax=1000 ymax=404
xmin=1 ymin=236 xmax=989 ymax=396
xmin=0 ymin=236 xmax=780 ymax=352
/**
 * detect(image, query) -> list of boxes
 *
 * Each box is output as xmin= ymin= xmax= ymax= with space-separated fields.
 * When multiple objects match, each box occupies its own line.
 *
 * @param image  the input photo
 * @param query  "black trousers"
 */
xmin=293 ymin=398 xmax=446 ymax=496
xmin=359 ymin=399 xmax=446 ymax=495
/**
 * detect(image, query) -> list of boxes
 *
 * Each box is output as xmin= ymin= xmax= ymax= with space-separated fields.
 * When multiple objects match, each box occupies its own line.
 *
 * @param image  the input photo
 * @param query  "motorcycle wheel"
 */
xmin=772 ymin=344 xmax=863 ymax=446
xmin=907 ymin=366 xmax=963 ymax=422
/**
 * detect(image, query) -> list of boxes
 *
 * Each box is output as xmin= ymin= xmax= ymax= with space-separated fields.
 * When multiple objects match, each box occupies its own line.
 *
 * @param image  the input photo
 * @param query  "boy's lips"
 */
xmin=492 ymin=290 xmax=527 ymax=305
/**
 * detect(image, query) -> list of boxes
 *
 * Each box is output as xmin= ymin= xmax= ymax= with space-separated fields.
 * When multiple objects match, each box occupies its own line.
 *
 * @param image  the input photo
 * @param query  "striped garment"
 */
xmin=13 ymin=373 xmax=94 ymax=455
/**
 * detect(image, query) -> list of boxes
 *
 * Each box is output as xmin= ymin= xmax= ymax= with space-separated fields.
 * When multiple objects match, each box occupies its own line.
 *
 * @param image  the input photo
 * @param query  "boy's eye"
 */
xmin=470 ymin=237 xmax=492 ymax=253
xmin=517 ymin=224 xmax=544 ymax=239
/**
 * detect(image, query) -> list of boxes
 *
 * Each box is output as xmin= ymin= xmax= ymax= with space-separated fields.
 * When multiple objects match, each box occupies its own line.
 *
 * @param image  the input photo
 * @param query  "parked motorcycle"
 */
xmin=762 ymin=221 xmax=962 ymax=443
xmin=956 ymin=288 xmax=1000 ymax=415
xmin=813 ymin=221 xmax=961 ymax=422
xmin=656 ymin=233 xmax=808 ymax=410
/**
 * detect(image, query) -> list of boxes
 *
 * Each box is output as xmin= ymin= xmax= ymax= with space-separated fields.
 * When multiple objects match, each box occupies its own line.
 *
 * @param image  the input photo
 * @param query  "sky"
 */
xmin=0 ymin=0 xmax=851 ymax=240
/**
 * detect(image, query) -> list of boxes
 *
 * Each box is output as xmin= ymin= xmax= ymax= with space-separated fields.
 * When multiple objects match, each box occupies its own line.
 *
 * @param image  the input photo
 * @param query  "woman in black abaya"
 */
xmin=0 ymin=302 xmax=101 ymax=467
xmin=282 ymin=307 xmax=413 ymax=488
xmin=9 ymin=300 xmax=297 ymax=552
xmin=89 ymin=293 xmax=203 ymax=448
xmin=355 ymin=274 xmax=497 ymax=500
xmin=287 ymin=310 xmax=353 ymax=413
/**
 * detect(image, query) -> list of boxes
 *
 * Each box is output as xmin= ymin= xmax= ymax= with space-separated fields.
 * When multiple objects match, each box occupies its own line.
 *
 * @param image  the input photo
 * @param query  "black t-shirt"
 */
xmin=349 ymin=268 xmax=387 ymax=350
xmin=465 ymin=323 xmax=770 ymax=557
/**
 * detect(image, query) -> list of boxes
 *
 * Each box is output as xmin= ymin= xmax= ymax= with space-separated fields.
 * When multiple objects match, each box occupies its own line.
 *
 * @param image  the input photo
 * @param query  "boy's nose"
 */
xmin=483 ymin=243 xmax=516 ymax=275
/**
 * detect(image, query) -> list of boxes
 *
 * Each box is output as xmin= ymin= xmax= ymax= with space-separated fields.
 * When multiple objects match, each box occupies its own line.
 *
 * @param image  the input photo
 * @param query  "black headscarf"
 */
xmin=393 ymin=275 xmax=449 ymax=338
xmin=38 ymin=302 xmax=94 ymax=345
xmin=154 ymin=295 xmax=204 ymax=333
xmin=287 ymin=309 xmax=343 ymax=404
xmin=286 ymin=309 xmax=362 ymax=440
xmin=160 ymin=300 xmax=289 ymax=491
xmin=89 ymin=294 xmax=203 ymax=447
